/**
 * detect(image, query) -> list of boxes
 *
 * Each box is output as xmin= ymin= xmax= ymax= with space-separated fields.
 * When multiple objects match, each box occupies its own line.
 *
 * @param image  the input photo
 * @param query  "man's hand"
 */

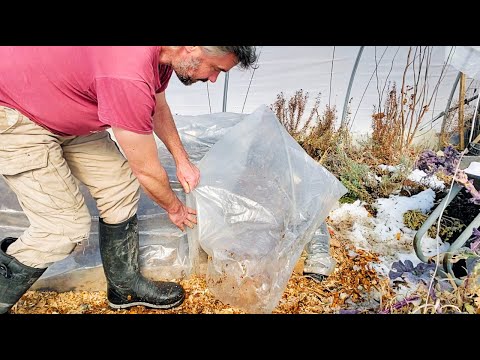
xmin=167 ymin=200 xmax=198 ymax=232
xmin=112 ymin=127 xmax=199 ymax=231
xmin=176 ymin=160 xmax=200 ymax=193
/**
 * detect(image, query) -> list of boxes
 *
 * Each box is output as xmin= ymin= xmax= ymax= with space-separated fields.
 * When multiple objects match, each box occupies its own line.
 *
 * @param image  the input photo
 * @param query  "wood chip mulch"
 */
xmin=10 ymin=236 xmax=396 ymax=314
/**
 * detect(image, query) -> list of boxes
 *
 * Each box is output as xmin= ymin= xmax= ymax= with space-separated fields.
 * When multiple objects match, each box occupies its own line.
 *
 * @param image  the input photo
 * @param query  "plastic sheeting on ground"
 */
xmin=0 ymin=111 xmax=245 ymax=290
xmin=0 ymin=105 xmax=346 ymax=312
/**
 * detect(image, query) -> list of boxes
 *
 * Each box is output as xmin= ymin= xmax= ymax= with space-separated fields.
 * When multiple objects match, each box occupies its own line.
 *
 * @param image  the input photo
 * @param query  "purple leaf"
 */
xmin=469 ymin=228 xmax=480 ymax=252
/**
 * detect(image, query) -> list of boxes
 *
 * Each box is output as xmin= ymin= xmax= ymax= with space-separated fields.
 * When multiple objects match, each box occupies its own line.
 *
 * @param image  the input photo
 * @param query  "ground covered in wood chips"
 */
xmin=11 ymin=235 xmax=396 ymax=314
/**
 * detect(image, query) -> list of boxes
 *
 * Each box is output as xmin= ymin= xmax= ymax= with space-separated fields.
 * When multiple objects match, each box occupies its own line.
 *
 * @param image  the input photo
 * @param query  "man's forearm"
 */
xmin=152 ymin=92 xmax=200 ymax=194
xmin=134 ymin=162 xmax=181 ymax=213
xmin=153 ymin=105 xmax=189 ymax=165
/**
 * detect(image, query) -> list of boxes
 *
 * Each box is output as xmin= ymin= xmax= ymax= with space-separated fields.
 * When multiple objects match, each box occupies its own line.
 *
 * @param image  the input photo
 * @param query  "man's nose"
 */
xmin=208 ymin=71 xmax=220 ymax=83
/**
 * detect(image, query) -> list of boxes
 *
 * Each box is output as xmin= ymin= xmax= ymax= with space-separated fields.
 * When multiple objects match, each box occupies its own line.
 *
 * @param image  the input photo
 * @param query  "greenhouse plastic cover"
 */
xmin=446 ymin=46 xmax=480 ymax=80
xmin=0 ymin=105 xmax=346 ymax=313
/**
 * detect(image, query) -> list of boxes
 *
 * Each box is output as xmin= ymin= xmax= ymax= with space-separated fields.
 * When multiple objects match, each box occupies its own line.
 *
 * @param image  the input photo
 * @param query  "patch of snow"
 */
xmin=464 ymin=161 xmax=480 ymax=177
xmin=330 ymin=189 xmax=449 ymax=278
xmin=407 ymin=169 xmax=445 ymax=190
xmin=378 ymin=164 xmax=405 ymax=173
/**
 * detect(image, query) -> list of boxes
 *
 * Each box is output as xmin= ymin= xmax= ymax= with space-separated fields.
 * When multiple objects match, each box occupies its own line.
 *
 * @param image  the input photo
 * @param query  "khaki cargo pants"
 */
xmin=0 ymin=106 xmax=140 ymax=268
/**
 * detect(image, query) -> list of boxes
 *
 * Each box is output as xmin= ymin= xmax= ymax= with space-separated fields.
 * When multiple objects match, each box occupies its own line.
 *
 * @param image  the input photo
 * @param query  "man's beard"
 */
xmin=174 ymin=57 xmax=207 ymax=86
xmin=175 ymin=71 xmax=196 ymax=86
xmin=175 ymin=72 xmax=209 ymax=86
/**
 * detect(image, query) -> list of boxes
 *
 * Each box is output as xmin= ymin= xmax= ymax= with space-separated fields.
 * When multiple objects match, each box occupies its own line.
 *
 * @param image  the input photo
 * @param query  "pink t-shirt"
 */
xmin=0 ymin=46 xmax=173 ymax=136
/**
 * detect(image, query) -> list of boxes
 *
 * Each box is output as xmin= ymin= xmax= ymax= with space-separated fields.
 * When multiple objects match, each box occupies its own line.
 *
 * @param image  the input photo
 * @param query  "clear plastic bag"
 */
xmin=186 ymin=105 xmax=347 ymax=313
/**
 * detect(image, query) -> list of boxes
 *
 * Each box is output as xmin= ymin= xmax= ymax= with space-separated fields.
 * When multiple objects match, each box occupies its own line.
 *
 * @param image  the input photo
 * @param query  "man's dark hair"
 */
xmin=202 ymin=46 xmax=258 ymax=70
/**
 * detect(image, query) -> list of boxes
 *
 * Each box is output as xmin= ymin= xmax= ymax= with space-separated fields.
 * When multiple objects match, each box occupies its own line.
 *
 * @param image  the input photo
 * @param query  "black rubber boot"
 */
xmin=99 ymin=215 xmax=185 ymax=309
xmin=0 ymin=237 xmax=46 ymax=314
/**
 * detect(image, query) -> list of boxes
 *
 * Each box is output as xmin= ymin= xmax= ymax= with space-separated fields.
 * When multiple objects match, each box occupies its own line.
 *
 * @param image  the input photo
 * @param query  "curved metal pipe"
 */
xmin=222 ymin=71 xmax=230 ymax=112
xmin=413 ymin=184 xmax=462 ymax=262
xmin=341 ymin=46 xmax=364 ymax=127
xmin=439 ymin=71 xmax=461 ymax=146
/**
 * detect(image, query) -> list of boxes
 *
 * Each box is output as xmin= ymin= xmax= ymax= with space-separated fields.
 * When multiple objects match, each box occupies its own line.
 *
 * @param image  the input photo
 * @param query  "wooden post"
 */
xmin=458 ymin=72 xmax=466 ymax=150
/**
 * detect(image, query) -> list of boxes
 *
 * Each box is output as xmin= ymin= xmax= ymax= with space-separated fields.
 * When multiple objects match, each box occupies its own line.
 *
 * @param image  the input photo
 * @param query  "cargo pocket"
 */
xmin=0 ymin=147 xmax=48 ymax=176
xmin=0 ymin=106 xmax=22 ymax=134
xmin=0 ymin=146 xmax=80 ymax=211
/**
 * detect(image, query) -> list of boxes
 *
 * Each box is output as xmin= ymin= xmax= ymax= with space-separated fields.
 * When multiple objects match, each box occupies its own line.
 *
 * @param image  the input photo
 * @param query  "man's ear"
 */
xmin=185 ymin=46 xmax=197 ymax=53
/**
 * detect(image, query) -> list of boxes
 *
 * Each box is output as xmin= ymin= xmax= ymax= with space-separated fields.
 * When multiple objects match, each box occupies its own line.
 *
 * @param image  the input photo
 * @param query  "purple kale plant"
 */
xmin=415 ymin=145 xmax=461 ymax=176
xmin=416 ymin=146 xmax=480 ymax=204
xmin=442 ymin=146 xmax=462 ymax=175
xmin=415 ymin=149 xmax=438 ymax=175
xmin=388 ymin=259 xmax=453 ymax=295
xmin=389 ymin=259 xmax=437 ymax=285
